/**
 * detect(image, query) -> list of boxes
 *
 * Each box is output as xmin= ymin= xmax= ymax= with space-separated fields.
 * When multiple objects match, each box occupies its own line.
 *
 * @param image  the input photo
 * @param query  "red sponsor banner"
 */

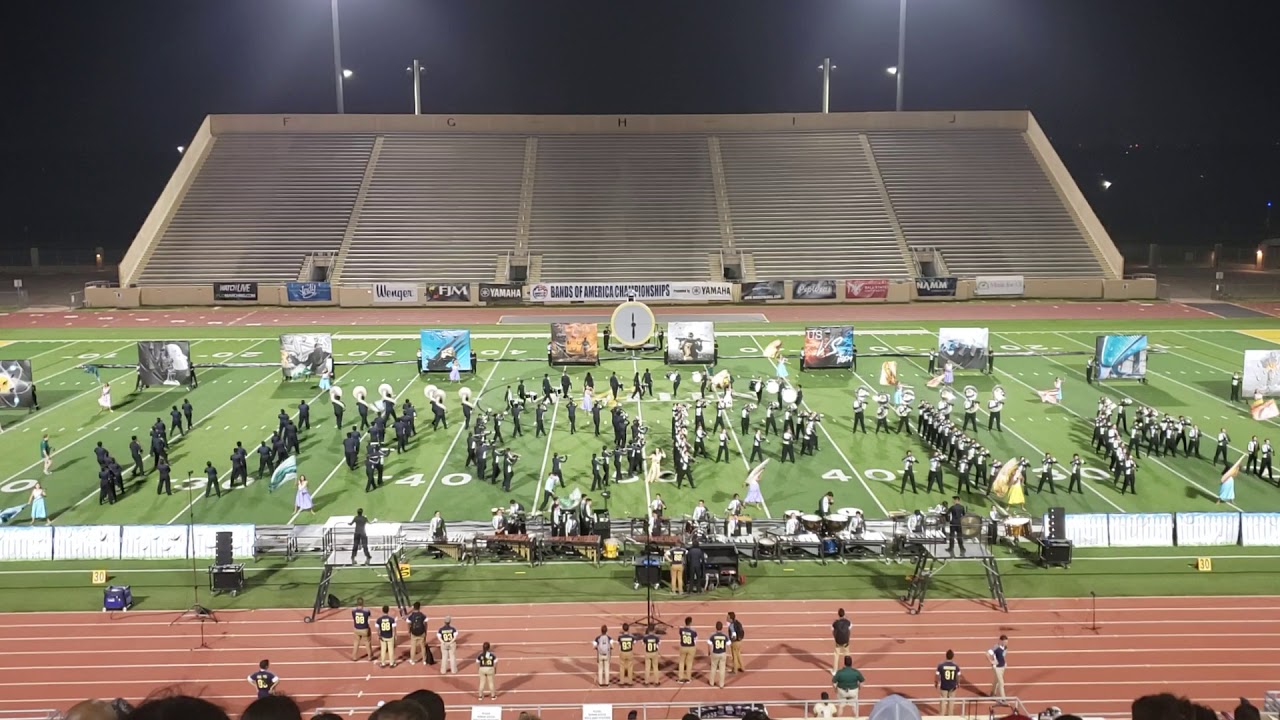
xmin=845 ymin=279 xmax=889 ymax=300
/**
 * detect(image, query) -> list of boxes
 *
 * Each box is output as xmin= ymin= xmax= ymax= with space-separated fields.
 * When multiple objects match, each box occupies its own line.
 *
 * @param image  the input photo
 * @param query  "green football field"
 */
xmin=2 ymin=317 xmax=1279 ymax=529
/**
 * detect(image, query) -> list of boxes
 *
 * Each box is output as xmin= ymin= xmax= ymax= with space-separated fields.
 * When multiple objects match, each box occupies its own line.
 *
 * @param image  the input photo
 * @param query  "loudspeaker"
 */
xmin=327 ymin=594 xmax=341 ymax=609
xmin=510 ymin=264 xmax=528 ymax=282
xmin=1047 ymin=507 xmax=1066 ymax=541
xmin=1038 ymin=539 xmax=1072 ymax=568
xmin=593 ymin=521 xmax=611 ymax=539
xmin=210 ymin=566 xmax=244 ymax=593
xmin=215 ymin=531 xmax=233 ymax=566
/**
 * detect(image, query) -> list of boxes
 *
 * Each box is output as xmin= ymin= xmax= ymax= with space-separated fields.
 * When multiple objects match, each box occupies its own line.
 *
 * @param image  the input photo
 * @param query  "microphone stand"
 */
xmin=171 ymin=469 xmax=217 ymax=649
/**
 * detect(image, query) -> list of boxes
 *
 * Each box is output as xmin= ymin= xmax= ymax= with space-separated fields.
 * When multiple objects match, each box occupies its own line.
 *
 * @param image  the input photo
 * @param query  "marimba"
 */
xmin=427 ymin=533 xmax=473 ymax=563
xmin=545 ymin=535 xmax=602 ymax=566
xmin=480 ymin=534 xmax=536 ymax=565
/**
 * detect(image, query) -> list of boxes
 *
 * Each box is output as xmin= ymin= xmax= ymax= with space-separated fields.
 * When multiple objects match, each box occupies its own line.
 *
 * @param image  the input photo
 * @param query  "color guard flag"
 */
xmin=269 ymin=455 xmax=297 ymax=493
xmin=1221 ymin=454 xmax=1245 ymax=483
xmin=1251 ymin=399 xmax=1279 ymax=421
xmin=990 ymin=458 xmax=1021 ymax=498
xmin=0 ymin=504 xmax=26 ymax=524
xmin=83 ymin=365 xmax=100 ymax=381
xmin=879 ymin=361 xmax=898 ymax=386
xmin=925 ymin=374 xmax=945 ymax=389
xmin=1037 ymin=389 xmax=1060 ymax=404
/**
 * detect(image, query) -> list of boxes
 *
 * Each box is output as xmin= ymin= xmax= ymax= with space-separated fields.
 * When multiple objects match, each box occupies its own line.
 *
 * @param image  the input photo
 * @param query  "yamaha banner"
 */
xmin=478 ymin=283 xmax=523 ymax=305
xmin=213 ymin=282 xmax=258 ymax=301
xmin=915 ymin=277 xmax=958 ymax=297
xmin=424 ymin=283 xmax=471 ymax=303
xmin=740 ymin=281 xmax=783 ymax=301
xmin=286 ymin=282 xmax=332 ymax=303
xmin=791 ymin=279 xmax=837 ymax=300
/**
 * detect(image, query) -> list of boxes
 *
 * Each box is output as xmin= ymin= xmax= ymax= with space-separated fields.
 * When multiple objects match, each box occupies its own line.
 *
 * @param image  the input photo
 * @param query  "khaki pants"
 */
xmin=836 ymin=688 xmax=859 ymax=716
xmin=670 ymin=563 xmax=684 ymax=593
xmin=709 ymin=653 xmax=726 ymax=688
xmin=410 ymin=635 xmax=426 ymax=664
xmin=441 ymin=640 xmax=457 ymax=674
xmin=645 ymin=651 xmax=660 ymax=684
xmin=619 ymin=651 xmax=635 ymax=684
xmin=353 ymin=628 xmax=372 ymax=661
xmin=379 ymin=637 xmax=395 ymax=666
xmin=729 ymin=641 xmax=743 ymax=672
xmin=991 ymin=666 xmax=1006 ymax=698
xmin=478 ymin=667 xmax=496 ymax=698
xmin=596 ymin=654 xmax=611 ymax=685
xmin=939 ymin=688 xmax=956 ymax=716
xmin=678 ymin=646 xmax=696 ymax=681
xmin=833 ymin=642 xmax=849 ymax=673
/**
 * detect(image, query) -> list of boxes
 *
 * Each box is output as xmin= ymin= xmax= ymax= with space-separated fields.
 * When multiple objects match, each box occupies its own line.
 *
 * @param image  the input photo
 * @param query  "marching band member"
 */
xmin=748 ymin=428 xmax=765 ymax=463
xmin=784 ymin=510 xmax=801 ymax=535
xmin=726 ymin=493 xmax=744 ymax=517
xmin=692 ymin=500 xmax=709 ymax=523
xmin=817 ymin=491 xmax=834 ymax=515
xmin=650 ymin=494 xmax=666 ymax=517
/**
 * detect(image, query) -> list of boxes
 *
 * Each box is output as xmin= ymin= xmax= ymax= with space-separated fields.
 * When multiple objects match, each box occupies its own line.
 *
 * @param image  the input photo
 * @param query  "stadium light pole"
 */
xmin=817 ymin=57 xmax=836 ymax=113
xmin=895 ymin=0 xmax=906 ymax=111
xmin=407 ymin=60 xmax=424 ymax=115
xmin=330 ymin=0 xmax=345 ymax=114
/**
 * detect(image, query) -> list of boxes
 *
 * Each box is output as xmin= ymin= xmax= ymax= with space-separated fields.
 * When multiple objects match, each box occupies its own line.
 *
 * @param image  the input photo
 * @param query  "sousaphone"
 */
xmin=901 ymin=386 xmax=916 ymax=404
xmin=781 ymin=385 xmax=799 ymax=404
xmin=378 ymin=383 xmax=395 ymax=412
xmin=765 ymin=379 xmax=781 ymax=395
xmin=458 ymin=386 xmax=474 ymax=406
xmin=963 ymin=385 xmax=978 ymax=402
xmin=424 ymin=383 xmax=439 ymax=402
xmin=691 ymin=371 xmax=704 ymax=383
xmin=329 ymin=386 xmax=344 ymax=404
xmin=993 ymin=385 xmax=1006 ymax=403
xmin=856 ymin=387 xmax=870 ymax=401
xmin=940 ymin=387 xmax=956 ymax=404
xmin=353 ymin=385 xmax=369 ymax=406
xmin=876 ymin=392 xmax=890 ymax=405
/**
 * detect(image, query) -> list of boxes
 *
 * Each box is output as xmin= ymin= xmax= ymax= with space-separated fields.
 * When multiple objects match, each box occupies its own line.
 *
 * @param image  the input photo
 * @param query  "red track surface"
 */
xmin=0 ymin=301 xmax=1209 ymax=329
xmin=0 ymin=597 xmax=1275 ymax=718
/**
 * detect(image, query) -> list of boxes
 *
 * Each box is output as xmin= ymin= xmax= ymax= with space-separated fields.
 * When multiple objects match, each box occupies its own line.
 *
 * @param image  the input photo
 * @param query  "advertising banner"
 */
xmin=1242 ymin=349 xmax=1280 ymax=397
xmin=740 ymin=281 xmax=783 ymax=302
xmin=420 ymin=330 xmax=473 ymax=372
xmin=372 ymin=283 xmax=419 ymax=305
xmin=478 ymin=283 xmax=523 ymax=305
xmin=667 ymin=322 xmax=716 ymax=364
xmin=845 ymin=279 xmax=889 ymax=300
xmin=280 ymin=334 xmax=333 ymax=380
xmin=1095 ymin=335 xmax=1148 ymax=381
xmin=213 ymin=282 xmax=258 ymax=301
xmin=802 ymin=326 xmax=855 ymax=369
xmin=286 ymin=282 xmax=332 ymax=303
xmin=791 ymin=279 xmax=837 ymax=300
xmin=136 ymin=342 xmax=193 ymax=387
xmin=915 ymin=277 xmax=958 ymax=297
xmin=424 ymin=284 xmax=471 ymax=303
xmin=937 ymin=328 xmax=990 ymax=370
xmin=550 ymin=323 xmax=600 ymax=365
xmin=0 ymin=360 xmax=36 ymax=408
xmin=974 ymin=275 xmax=1025 ymax=297
xmin=528 ymin=282 xmax=732 ymax=303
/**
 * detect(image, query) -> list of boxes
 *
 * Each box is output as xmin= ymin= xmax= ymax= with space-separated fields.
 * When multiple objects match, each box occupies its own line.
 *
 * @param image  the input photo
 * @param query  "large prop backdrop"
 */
xmin=0 ymin=360 xmax=35 ymax=408
xmin=280 ymin=334 xmax=333 ymax=379
xmin=667 ymin=322 xmax=716 ymax=364
xmin=136 ymin=342 xmax=193 ymax=387
xmin=419 ymin=330 xmax=473 ymax=372
xmin=802 ymin=326 xmax=854 ymax=369
xmin=1095 ymin=335 xmax=1149 ymax=381
xmin=550 ymin=323 xmax=600 ymax=365
xmin=937 ymin=328 xmax=989 ymax=370
xmin=1242 ymin=349 xmax=1280 ymax=396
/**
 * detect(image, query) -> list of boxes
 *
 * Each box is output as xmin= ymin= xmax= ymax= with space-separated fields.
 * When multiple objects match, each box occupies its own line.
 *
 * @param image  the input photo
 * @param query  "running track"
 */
xmin=0 ymin=597 xmax=1275 ymax=718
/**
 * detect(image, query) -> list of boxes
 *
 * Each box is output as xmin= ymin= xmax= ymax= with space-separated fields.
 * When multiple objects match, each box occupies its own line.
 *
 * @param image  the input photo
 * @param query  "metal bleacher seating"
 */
xmin=528 ymin=135 xmax=722 ymax=282
xmin=338 ymin=134 xmax=526 ymax=284
xmin=718 ymin=132 xmax=912 ymax=280
xmin=867 ymin=130 xmax=1105 ymax=278
xmin=138 ymin=134 xmax=373 ymax=285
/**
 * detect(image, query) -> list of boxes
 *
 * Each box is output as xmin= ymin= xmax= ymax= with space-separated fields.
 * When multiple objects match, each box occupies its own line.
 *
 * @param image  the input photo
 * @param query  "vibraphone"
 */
xmin=712 ymin=534 xmax=762 ymax=566
xmin=772 ymin=532 xmax=838 ymax=565
xmin=478 ymin=534 xmax=537 ymax=566
xmin=835 ymin=530 xmax=888 ymax=559
xmin=894 ymin=529 xmax=947 ymax=557
xmin=622 ymin=534 xmax=683 ymax=560
xmin=543 ymin=535 xmax=603 ymax=567
xmin=427 ymin=533 xmax=474 ymax=563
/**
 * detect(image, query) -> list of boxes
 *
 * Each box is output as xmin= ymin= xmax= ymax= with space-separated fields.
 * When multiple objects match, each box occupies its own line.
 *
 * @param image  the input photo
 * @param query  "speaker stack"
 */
xmin=1038 ymin=507 xmax=1073 ymax=568
xmin=209 ymin=531 xmax=246 ymax=595
xmin=214 ymin=531 xmax=233 ymax=566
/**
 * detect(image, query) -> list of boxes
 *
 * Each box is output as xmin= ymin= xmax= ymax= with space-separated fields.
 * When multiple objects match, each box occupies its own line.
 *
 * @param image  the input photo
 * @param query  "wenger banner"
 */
xmin=915 ymin=277 xmax=957 ymax=297
xmin=478 ymin=283 xmax=523 ymax=305
xmin=213 ymin=282 xmax=258 ymax=301
xmin=974 ymin=275 xmax=1025 ymax=297
xmin=740 ymin=281 xmax=783 ymax=301
xmin=424 ymin=284 xmax=471 ymax=303
xmin=286 ymin=282 xmax=332 ymax=303
xmin=845 ymin=279 xmax=889 ymax=300
xmin=372 ymin=283 xmax=419 ymax=305
xmin=528 ymin=282 xmax=732 ymax=303
xmin=791 ymin=279 xmax=837 ymax=300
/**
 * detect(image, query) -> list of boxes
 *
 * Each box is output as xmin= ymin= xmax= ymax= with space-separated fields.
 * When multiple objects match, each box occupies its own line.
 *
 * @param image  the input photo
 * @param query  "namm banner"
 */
xmin=915 ymin=277 xmax=958 ymax=297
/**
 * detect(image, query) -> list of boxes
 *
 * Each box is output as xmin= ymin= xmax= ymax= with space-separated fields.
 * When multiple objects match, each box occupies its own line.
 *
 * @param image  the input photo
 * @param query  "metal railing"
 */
xmin=318 ymin=696 xmax=1030 ymax=720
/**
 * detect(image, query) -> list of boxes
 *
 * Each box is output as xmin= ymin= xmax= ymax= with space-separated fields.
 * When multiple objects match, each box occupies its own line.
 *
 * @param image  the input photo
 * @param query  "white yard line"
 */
xmin=745 ymin=334 xmax=888 ymax=516
xmin=532 ymin=365 xmax=564 ymax=511
xmin=991 ymin=332 xmax=1241 ymax=511
xmin=628 ymin=355 xmax=654 ymax=515
xmin=410 ymin=338 xmax=513 ymax=522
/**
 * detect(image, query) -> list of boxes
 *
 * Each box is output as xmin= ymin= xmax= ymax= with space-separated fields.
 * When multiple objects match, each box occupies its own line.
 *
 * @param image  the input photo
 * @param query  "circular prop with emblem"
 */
xmin=610 ymin=300 xmax=657 ymax=349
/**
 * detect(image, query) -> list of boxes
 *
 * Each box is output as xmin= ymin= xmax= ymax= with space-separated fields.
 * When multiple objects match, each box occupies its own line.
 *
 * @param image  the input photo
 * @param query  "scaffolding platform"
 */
xmin=902 ymin=541 xmax=1006 ymax=615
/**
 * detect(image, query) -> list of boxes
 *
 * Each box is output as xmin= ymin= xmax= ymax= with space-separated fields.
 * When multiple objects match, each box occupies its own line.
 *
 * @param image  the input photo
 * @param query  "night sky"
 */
xmin=4 ymin=0 xmax=1279 ymax=264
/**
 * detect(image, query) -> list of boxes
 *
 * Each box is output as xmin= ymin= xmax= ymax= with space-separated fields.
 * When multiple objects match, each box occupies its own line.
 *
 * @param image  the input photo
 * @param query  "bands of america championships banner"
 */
xmin=528 ymin=282 xmax=732 ymax=303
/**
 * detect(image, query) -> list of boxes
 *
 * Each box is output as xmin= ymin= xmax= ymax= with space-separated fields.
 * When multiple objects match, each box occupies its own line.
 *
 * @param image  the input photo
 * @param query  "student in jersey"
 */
xmin=707 ymin=621 xmax=730 ymax=688
xmin=642 ymin=626 xmax=661 ymax=686
xmin=247 ymin=660 xmax=279 ymax=698
xmin=616 ymin=623 xmax=637 ymax=686
xmin=935 ymin=649 xmax=961 ymax=716
xmin=437 ymin=615 xmax=459 ymax=674
xmin=593 ymin=625 xmax=613 ymax=687
xmin=351 ymin=598 xmax=374 ymax=661
xmin=375 ymin=605 xmax=397 ymax=668
xmin=476 ymin=641 xmax=498 ymax=700
xmin=676 ymin=617 xmax=698 ymax=683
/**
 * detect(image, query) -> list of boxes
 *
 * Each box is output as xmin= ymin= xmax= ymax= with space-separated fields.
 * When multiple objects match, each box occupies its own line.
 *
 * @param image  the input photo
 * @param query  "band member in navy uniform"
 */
xmin=476 ymin=641 xmax=497 ymax=699
xmin=946 ymin=496 xmax=966 ymax=555
xmin=567 ymin=401 xmax=577 ymax=434
xmin=707 ymin=621 xmax=730 ymax=688
xmin=643 ymin=627 xmax=661 ymax=685
xmin=375 ymin=605 xmax=397 ymax=668
xmin=247 ymin=660 xmax=279 ymax=698
xmin=204 ymin=461 xmax=222 ymax=497
xmin=230 ymin=442 xmax=249 ymax=487
xmin=170 ymin=406 xmax=185 ymax=437
xmin=676 ymin=618 xmax=698 ymax=683
xmin=935 ymin=650 xmax=961 ymax=716
xmin=129 ymin=436 xmax=144 ymax=478
xmin=351 ymin=598 xmax=374 ymax=661
xmin=1067 ymin=454 xmax=1083 ymax=493
xmin=900 ymin=452 xmax=918 ymax=494
xmin=156 ymin=458 xmax=172 ymax=496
